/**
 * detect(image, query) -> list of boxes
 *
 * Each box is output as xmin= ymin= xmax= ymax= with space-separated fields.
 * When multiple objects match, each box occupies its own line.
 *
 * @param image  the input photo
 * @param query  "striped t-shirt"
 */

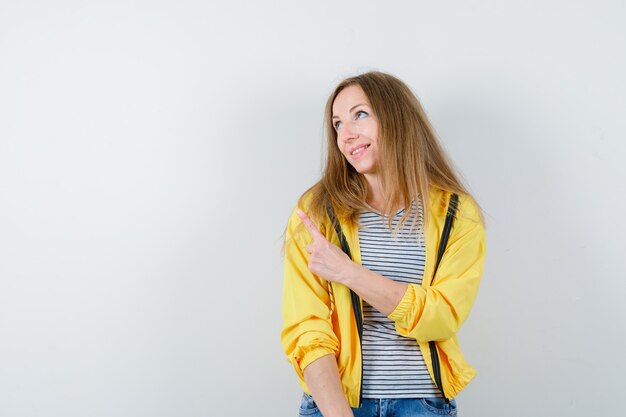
xmin=358 ymin=199 xmax=440 ymax=398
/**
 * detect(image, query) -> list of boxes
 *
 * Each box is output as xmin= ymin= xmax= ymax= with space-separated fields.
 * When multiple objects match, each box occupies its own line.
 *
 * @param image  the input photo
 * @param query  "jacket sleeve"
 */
xmin=387 ymin=195 xmax=486 ymax=343
xmin=280 ymin=206 xmax=340 ymax=380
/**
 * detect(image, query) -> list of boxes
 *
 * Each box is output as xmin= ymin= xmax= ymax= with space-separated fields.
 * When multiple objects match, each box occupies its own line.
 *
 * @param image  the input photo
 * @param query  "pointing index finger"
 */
xmin=296 ymin=209 xmax=325 ymax=242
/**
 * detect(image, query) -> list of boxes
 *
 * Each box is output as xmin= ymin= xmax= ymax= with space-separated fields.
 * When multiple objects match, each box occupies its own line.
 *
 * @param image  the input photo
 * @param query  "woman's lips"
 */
xmin=350 ymin=144 xmax=370 ymax=159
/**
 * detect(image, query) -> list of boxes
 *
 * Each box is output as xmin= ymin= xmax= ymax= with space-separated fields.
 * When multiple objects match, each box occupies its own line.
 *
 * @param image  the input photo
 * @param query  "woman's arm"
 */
xmin=281 ymin=206 xmax=353 ymax=416
xmin=281 ymin=205 xmax=341 ymax=388
xmin=303 ymin=354 xmax=354 ymax=417
xmin=341 ymin=264 xmax=407 ymax=316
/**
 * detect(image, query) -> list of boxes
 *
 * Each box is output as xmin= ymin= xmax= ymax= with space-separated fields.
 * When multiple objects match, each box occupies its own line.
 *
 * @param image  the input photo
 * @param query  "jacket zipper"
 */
xmin=427 ymin=193 xmax=458 ymax=404
xmin=350 ymin=289 xmax=364 ymax=407
xmin=429 ymin=341 xmax=448 ymax=403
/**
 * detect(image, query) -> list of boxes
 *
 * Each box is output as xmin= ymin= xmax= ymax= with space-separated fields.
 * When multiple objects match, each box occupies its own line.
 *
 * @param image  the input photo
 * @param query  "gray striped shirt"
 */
xmin=358 ymin=199 xmax=440 ymax=398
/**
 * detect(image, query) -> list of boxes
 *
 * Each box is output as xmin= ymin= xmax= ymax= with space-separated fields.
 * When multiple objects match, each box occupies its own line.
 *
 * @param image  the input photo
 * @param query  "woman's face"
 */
xmin=332 ymin=85 xmax=380 ymax=177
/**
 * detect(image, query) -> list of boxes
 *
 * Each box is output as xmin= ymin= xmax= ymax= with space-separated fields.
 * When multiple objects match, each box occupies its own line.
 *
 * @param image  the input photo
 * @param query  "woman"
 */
xmin=281 ymin=71 xmax=486 ymax=417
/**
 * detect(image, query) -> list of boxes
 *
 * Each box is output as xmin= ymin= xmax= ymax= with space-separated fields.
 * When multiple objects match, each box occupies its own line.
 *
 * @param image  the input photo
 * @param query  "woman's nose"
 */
xmin=338 ymin=123 xmax=358 ymax=142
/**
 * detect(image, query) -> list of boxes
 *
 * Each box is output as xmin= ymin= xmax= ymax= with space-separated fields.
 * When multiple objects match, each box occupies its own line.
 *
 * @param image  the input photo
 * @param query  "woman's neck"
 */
xmin=364 ymin=174 xmax=402 ymax=214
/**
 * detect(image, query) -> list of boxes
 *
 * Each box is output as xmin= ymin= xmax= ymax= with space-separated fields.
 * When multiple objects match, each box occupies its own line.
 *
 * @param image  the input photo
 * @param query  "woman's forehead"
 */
xmin=332 ymin=85 xmax=370 ymax=115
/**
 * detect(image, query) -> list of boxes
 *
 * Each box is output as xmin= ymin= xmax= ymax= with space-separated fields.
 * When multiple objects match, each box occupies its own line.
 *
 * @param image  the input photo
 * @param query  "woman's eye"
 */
xmin=355 ymin=110 xmax=368 ymax=119
xmin=334 ymin=120 xmax=343 ymax=130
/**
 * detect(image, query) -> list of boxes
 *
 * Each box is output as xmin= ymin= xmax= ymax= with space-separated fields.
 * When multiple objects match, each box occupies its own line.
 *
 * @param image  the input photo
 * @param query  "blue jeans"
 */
xmin=299 ymin=393 xmax=458 ymax=416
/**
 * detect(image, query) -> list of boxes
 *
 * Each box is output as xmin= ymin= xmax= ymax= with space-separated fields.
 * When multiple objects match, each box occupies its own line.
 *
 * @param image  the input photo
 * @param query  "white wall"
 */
xmin=1 ymin=1 xmax=624 ymax=416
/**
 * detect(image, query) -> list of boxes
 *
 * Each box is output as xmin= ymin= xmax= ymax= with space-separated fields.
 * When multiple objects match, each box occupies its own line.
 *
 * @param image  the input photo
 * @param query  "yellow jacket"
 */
xmin=280 ymin=187 xmax=486 ymax=407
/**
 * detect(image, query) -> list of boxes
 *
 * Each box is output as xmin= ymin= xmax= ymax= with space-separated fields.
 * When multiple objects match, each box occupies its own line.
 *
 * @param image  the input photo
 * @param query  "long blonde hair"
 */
xmin=300 ymin=71 xmax=478 ymax=233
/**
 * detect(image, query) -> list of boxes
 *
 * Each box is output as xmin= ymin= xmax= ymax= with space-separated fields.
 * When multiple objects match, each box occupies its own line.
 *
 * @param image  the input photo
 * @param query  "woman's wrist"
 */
xmin=340 ymin=261 xmax=363 ymax=286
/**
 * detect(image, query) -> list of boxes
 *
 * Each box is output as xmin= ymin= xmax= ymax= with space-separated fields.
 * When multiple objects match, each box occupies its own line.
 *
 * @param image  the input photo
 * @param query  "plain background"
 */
xmin=1 ymin=1 xmax=625 ymax=416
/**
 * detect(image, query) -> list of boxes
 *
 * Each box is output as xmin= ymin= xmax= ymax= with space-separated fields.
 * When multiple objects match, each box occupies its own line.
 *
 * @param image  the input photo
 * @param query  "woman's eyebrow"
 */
xmin=332 ymin=103 xmax=369 ymax=120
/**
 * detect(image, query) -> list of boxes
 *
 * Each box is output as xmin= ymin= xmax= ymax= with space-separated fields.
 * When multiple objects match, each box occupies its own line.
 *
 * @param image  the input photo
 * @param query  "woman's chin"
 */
xmin=351 ymin=163 xmax=376 ymax=175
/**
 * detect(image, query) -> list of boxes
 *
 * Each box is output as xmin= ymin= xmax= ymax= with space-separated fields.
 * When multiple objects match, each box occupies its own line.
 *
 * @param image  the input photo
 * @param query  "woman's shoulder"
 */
xmin=427 ymin=186 xmax=483 ymax=224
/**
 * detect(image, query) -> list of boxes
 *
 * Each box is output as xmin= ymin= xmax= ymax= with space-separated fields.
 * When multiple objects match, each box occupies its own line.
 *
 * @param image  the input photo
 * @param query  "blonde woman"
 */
xmin=281 ymin=72 xmax=486 ymax=417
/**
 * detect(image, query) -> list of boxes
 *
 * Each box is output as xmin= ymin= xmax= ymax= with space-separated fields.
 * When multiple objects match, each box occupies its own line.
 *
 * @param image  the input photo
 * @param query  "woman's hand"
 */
xmin=297 ymin=209 xmax=356 ymax=284
xmin=297 ymin=209 xmax=407 ymax=316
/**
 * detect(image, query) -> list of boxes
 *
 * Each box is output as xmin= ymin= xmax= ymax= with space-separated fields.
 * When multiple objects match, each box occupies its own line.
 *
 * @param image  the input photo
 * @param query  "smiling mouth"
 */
xmin=351 ymin=145 xmax=370 ymax=155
